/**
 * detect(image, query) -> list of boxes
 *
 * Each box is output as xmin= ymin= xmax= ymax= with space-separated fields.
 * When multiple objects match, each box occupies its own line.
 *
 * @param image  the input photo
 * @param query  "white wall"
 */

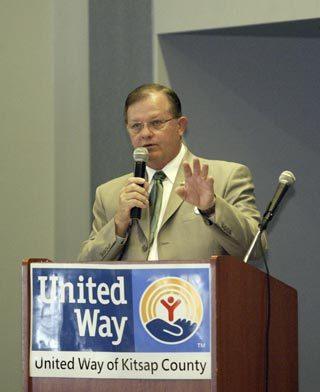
xmin=0 ymin=1 xmax=89 ymax=389
xmin=154 ymin=0 xmax=320 ymax=34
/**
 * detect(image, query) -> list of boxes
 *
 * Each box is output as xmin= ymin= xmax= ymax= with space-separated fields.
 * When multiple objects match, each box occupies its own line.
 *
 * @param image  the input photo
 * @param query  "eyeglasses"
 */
xmin=127 ymin=117 xmax=177 ymax=133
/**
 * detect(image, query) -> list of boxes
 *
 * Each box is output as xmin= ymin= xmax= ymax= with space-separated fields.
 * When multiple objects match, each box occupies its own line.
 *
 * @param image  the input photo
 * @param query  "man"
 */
xmin=78 ymin=84 xmax=264 ymax=262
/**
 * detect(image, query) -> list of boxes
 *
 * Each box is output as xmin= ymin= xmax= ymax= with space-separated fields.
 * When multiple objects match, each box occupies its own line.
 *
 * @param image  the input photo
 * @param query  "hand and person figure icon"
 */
xmin=145 ymin=295 xmax=198 ymax=343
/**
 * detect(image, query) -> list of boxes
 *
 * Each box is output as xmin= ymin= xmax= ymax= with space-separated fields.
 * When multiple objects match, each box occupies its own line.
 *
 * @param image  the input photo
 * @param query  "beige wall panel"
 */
xmin=0 ymin=0 xmax=90 ymax=389
xmin=0 ymin=0 xmax=55 ymax=390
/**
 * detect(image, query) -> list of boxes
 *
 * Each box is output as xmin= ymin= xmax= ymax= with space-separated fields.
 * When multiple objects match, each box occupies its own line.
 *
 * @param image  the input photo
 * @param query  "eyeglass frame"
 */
xmin=126 ymin=117 xmax=179 ymax=134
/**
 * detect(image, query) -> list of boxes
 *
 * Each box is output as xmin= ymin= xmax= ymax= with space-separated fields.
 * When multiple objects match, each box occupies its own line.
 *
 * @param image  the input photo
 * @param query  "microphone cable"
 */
xmin=259 ymin=233 xmax=270 ymax=392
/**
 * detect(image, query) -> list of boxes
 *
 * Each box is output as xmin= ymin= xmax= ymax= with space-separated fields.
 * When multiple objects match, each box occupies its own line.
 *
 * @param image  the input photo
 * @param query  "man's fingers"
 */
xmin=184 ymin=159 xmax=209 ymax=179
xmin=182 ymin=162 xmax=192 ymax=178
xmin=201 ymin=163 xmax=209 ymax=178
xmin=127 ymin=177 xmax=146 ymax=185
xmin=122 ymin=191 xmax=148 ymax=205
xmin=127 ymin=177 xmax=149 ymax=192
xmin=193 ymin=158 xmax=201 ymax=176
xmin=115 ymin=177 xmax=149 ymax=230
xmin=121 ymin=197 xmax=148 ymax=210
xmin=125 ymin=182 xmax=148 ymax=196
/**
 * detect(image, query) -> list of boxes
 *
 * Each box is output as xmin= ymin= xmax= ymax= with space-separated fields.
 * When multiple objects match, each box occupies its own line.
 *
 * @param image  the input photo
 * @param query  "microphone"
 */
xmin=260 ymin=170 xmax=296 ymax=230
xmin=243 ymin=170 xmax=296 ymax=263
xmin=130 ymin=147 xmax=149 ymax=219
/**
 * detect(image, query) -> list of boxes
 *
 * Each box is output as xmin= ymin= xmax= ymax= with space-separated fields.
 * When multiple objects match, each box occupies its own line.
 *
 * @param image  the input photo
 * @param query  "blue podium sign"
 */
xmin=30 ymin=263 xmax=212 ymax=379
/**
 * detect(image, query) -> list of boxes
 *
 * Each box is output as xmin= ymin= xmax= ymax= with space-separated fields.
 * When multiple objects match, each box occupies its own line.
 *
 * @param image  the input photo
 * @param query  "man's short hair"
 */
xmin=124 ymin=83 xmax=182 ymax=123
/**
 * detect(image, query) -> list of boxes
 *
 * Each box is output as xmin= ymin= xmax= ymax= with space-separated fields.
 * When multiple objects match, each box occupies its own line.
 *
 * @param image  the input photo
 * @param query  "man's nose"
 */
xmin=139 ymin=122 xmax=154 ymax=137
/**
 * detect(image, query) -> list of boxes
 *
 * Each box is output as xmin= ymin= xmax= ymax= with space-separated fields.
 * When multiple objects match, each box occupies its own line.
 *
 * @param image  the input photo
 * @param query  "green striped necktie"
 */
xmin=149 ymin=171 xmax=166 ymax=246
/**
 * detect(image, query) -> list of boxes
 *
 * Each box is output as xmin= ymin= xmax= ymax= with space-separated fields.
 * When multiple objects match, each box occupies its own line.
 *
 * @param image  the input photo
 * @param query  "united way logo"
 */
xmin=139 ymin=277 xmax=203 ymax=344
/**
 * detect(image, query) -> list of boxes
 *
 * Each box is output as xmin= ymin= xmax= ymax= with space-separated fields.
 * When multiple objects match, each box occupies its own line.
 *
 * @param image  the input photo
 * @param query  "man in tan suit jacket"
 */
xmin=78 ymin=84 xmax=264 ymax=262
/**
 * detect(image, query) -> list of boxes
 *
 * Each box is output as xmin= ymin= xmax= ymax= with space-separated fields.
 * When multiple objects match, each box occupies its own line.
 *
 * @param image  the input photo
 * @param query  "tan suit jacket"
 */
xmin=78 ymin=150 xmax=264 ymax=262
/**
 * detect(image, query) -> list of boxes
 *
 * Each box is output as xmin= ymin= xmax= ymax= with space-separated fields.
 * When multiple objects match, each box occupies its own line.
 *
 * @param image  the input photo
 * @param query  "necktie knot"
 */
xmin=153 ymin=171 xmax=166 ymax=182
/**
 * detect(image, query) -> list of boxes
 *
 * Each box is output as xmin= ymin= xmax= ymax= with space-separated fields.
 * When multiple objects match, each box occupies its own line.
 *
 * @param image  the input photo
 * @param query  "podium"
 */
xmin=22 ymin=256 xmax=298 ymax=391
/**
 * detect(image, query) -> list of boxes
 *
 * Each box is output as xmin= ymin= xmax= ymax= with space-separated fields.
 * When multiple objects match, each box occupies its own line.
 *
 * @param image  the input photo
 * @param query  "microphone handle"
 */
xmin=130 ymin=161 xmax=146 ymax=219
xmin=260 ymin=182 xmax=289 ymax=230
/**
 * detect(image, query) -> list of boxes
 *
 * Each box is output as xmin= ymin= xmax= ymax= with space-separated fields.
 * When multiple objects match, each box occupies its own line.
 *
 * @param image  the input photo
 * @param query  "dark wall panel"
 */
xmin=89 ymin=0 xmax=152 ymax=203
xmin=159 ymin=29 xmax=320 ymax=391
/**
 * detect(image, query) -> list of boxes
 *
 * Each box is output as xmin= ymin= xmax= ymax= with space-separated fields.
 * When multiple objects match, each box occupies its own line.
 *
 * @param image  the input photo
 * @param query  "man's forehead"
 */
xmin=127 ymin=93 xmax=172 ymax=120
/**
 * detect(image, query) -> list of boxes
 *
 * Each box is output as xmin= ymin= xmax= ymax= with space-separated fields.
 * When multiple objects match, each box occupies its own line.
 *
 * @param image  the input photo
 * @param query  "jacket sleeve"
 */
xmin=208 ymin=164 xmax=267 ymax=260
xmin=77 ymin=186 xmax=127 ymax=261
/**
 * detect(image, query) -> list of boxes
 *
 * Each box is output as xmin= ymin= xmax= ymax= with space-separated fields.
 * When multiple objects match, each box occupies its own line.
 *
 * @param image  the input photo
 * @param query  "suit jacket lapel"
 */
xmin=160 ymin=149 xmax=194 ymax=230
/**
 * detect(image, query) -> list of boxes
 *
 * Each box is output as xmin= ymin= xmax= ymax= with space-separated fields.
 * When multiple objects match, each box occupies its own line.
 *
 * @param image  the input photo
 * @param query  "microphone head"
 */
xmin=279 ymin=170 xmax=296 ymax=185
xmin=133 ymin=147 xmax=149 ymax=163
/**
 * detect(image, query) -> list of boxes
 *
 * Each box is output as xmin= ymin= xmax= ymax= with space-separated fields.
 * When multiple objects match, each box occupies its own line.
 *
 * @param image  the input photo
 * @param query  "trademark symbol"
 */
xmin=197 ymin=342 xmax=206 ymax=348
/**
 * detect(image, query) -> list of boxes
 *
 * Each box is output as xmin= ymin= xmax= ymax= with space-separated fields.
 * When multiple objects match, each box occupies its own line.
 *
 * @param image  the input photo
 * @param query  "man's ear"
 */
xmin=177 ymin=116 xmax=188 ymax=136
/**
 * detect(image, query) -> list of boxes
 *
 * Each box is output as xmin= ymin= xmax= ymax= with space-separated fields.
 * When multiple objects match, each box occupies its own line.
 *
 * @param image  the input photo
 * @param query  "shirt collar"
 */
xmin=146 ymin=144 xmax=186 ymax=184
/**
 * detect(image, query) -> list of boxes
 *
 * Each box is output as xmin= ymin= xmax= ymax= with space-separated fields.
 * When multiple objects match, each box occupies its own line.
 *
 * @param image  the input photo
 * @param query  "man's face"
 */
xmin=126 ymin=92 xmax=187 ymax=170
